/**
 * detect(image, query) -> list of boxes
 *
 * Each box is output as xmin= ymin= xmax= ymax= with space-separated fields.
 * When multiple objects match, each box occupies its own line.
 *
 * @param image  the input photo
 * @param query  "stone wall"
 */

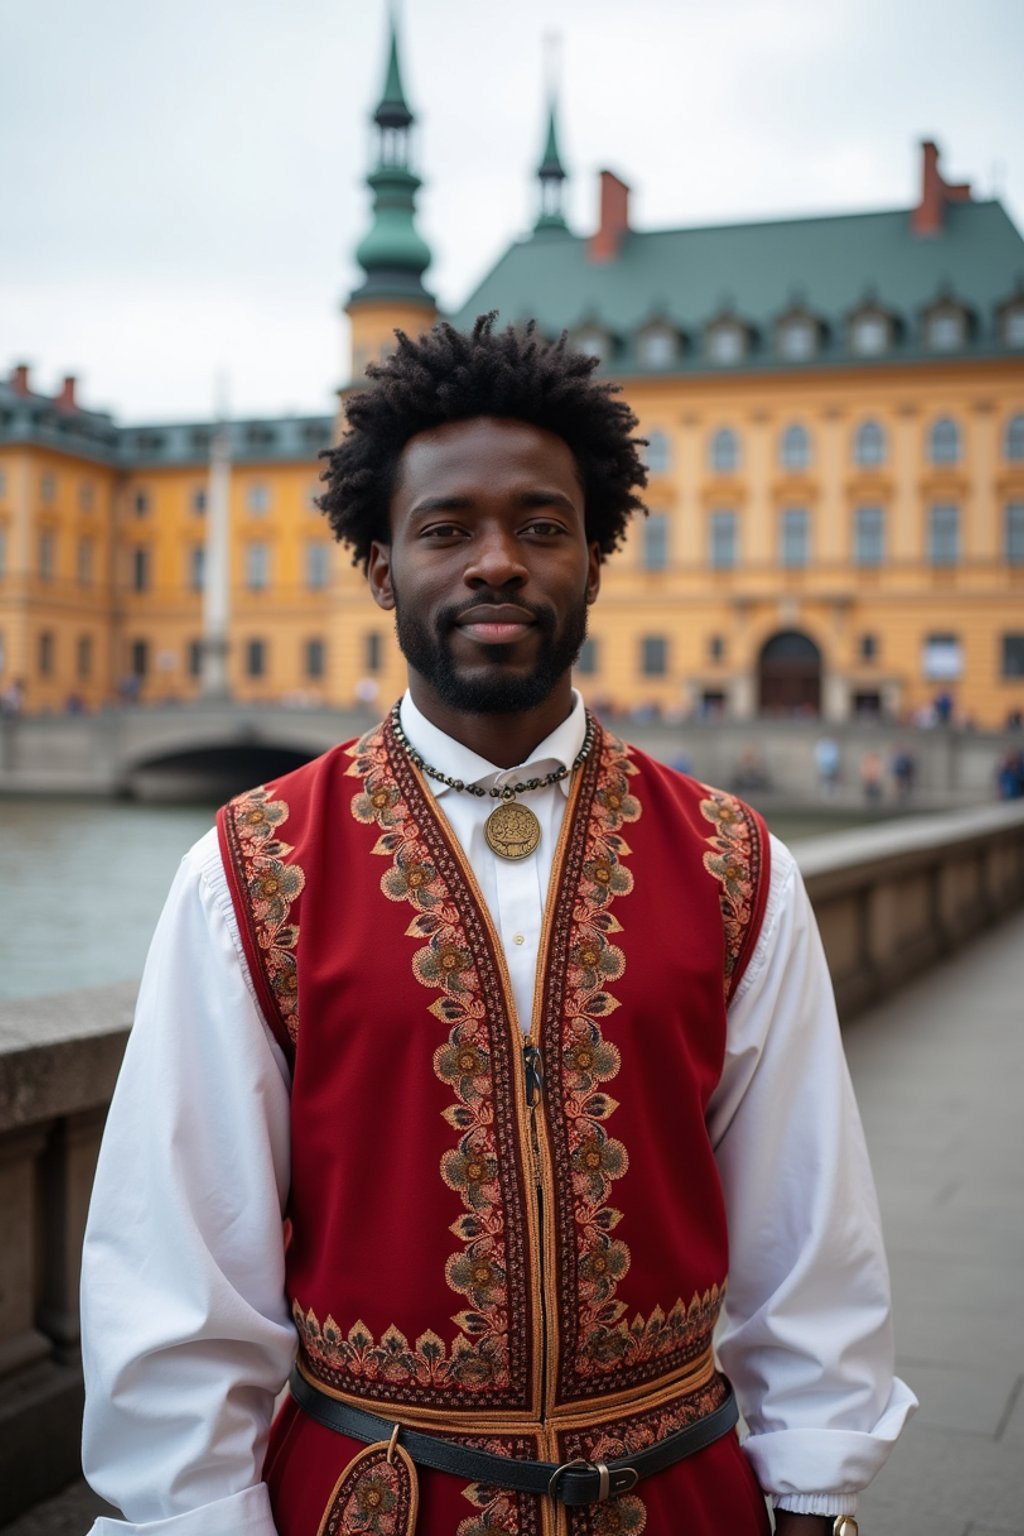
xmin=1 ymin=804 xmax=1023 ymax=1523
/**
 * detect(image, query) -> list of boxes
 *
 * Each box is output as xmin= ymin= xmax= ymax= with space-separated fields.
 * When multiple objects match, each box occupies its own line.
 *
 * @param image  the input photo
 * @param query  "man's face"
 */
xmin=368 ymin=416 xmax=600 ymax=717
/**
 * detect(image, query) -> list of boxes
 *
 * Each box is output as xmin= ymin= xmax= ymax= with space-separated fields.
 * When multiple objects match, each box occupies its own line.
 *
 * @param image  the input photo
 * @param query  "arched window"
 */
xmin=854 ymin=419 xmax=887 ymax=468
xmin=645 ymin=430 xmax=671 ymax=474
xmin=710 ymin=427 xmax=740 ymax=473
xmin=1004 ymin=414 xmax=1024 ymax=462
xmin=780 ymin=422 xmax=811 ymax=472
xmin=928 ymin=417 xmax=961 ymax=466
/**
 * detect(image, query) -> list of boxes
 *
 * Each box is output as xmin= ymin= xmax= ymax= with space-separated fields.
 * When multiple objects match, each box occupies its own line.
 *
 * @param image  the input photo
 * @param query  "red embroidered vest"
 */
xmin=218 ymin=717 xmax=772 ymax=1536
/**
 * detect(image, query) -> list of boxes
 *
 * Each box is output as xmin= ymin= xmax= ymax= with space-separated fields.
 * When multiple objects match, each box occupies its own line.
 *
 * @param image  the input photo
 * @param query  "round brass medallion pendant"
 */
xmin=484 ymin=802 xmax=542 ymax=861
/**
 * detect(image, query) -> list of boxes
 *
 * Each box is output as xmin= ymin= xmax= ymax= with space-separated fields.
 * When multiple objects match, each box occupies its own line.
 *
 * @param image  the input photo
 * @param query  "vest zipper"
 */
xmin=522 ymin=1043 xmax=549 ymax=1414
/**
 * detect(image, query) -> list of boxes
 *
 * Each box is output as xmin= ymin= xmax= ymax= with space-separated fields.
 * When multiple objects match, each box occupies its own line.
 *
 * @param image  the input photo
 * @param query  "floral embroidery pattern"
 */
xmin=562 ymin=1372 xmax=730 ymax=1536
xmin=303 ymin=721 xmax=529 ymax=1405
xmin=224 ymin=786 xmax=304 ymax=1043
xmin=543 ymin=736 xmax=727 ymax=1396
xmin=699 ymin=788 xmax=763 ymax=1000
xmin=318 ymin=1443 xmax=416 ymax=1536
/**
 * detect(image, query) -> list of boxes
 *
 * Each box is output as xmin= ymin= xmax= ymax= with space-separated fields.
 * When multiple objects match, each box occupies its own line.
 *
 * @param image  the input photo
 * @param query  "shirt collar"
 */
xmin=397 ymin=689 xmax=588 ymax=800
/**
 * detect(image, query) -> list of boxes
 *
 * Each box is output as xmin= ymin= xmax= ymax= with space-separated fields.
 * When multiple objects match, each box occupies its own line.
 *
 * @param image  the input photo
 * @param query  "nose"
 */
xmin=463 ymin=524 xmax=528 ymax=590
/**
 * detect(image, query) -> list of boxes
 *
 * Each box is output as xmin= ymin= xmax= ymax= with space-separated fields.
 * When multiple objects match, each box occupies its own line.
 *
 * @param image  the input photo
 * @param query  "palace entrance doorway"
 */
xmin=758 ymin=630 xmax=822 ymax=715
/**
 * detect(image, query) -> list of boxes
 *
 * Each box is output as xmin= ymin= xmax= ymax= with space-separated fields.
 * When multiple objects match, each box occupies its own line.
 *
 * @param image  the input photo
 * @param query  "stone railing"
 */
xmin=2 ymin=803 xmax=1024 ymax=1523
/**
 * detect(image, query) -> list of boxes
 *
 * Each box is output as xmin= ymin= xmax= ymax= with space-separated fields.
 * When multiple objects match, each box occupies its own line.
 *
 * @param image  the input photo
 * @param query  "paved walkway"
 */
xmin=845 ymin=909 xmax=1024 ymax=1536
xmin=5 ymin=913 xmax=1024 ymax=1535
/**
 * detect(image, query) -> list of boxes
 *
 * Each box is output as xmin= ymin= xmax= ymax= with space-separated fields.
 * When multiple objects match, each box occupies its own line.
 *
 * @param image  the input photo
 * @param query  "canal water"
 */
xmin=0 ymin=797 xmax=880 ymax=1003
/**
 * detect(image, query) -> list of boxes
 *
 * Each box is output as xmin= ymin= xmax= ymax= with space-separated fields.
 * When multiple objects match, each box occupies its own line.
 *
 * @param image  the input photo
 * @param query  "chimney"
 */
xmin=912 ymin=140 xmax=972 ymax=236
xmin=589 ymin=170 xmax=631 ymax=263
xmin=10 ymin=363 xmax=31 ymax=396
xmin=55 ymin=375 xmax=78 ymax=410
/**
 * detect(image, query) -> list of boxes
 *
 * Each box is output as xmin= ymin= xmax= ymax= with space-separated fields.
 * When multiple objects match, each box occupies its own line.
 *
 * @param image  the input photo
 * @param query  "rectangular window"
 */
xmin=780 ymin=506 xmax=809 ymax=568
xmin=708 ymin=634 xmax=726 ymax=662
xmin=39 ymin=530 xmax=55 ymax=581
xmin=710 ymin=510 xmax=737 ymax=569
xmin=78 ymin=538 xmax=94 ymax=586
xmin=192 ymin=487 xmax=207 ymax=516
xmin=922 ymin=632 xmax=962 ymax=681
xmin=131 ymin=546 xmax=150 ymax=593
xmin=641 ymin=635 xmax=668 ymax=677
xmin=246 ymin=638 xmax=266 ymax=678
xmin=305 ymin=637 xmax=326 ymax=680
xmin=1006 ymin=504 xmax=1024 ymax=565
xmin=1001 ymin=634 xmax=1024 ymax=678
xmin=929 ymin=504 xmax=959 ymax=565
xmin=642 ymin=514 xmax=669 ymax=572
xmin=858 ymin=632 xmax=879 ymax=663
xmin=188 ymin=639 xmax=203 ymax=679
xmin=41 ymin=473 xmax=56 ymax=503
xmin=130 ymin=638 xmax=149 ymax=678
xmin=246 ymin=543 xmax=270 ymax=591
xmin=39 ymin=630 xmax=54 ymax=676
xmin=306 ymin=542 xmax=330 ymax=590
xmin=365 ymin=632 xmax=383 ymax=674
xmin=188 ymin=544 xmax=205 ymax=593
xmin=80 ymin=481 xmax=95 ymax=511
xmin=133 ymin=489 xmax=150 ymax=517
xmin=77 ymin=634 xmax=93 ymax=680
xmin=576 ymin=637 xmax=598 ymax=676
xmin=247 ymin=482 xmax=270 ymax=515
xmin=854 ymin=505 xmax=885 ymax=567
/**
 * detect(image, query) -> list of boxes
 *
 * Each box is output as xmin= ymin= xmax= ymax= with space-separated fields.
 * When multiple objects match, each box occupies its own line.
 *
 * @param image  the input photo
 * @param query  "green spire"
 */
xmin=535 ymin=90 xmax=568 ymax=233
xmin=375 ymin=16 xmax=413 ymax=130
xmin=351 ymin=12 xmax=433 ymax=304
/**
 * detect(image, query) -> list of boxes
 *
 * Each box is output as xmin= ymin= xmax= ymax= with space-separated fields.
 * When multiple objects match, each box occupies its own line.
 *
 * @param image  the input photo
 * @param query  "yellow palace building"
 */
xmin=2 ymin=20 xmax=1023 ymax=726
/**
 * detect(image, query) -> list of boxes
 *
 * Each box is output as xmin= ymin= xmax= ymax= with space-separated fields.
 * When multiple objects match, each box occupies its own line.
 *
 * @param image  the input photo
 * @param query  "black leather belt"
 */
xmin=289 ymin=1364 xmax=739 ymax=1507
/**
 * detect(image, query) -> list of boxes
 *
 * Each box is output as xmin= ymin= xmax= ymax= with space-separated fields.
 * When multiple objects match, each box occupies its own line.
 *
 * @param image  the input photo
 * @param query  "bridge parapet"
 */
xmin=1 ymin=803 xmax=1023 ymax=1524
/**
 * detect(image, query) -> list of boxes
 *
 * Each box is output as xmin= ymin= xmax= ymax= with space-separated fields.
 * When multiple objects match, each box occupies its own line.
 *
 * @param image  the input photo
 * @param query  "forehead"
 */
xmin=392 ymin=416 xmax=582 ymax=505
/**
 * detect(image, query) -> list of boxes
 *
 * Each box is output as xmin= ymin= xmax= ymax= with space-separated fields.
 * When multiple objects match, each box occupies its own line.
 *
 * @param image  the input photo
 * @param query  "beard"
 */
xmin=392 ymin=586 xmax=589 ymax=715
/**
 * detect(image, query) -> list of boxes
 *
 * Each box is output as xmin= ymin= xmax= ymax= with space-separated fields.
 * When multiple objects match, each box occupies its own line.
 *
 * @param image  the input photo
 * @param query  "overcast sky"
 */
xmin=3 ymin=0 xmax=1022 ymax=424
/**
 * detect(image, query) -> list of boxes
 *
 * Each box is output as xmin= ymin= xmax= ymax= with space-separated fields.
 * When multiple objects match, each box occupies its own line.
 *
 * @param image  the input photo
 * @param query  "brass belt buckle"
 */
xmin=547 ymin=1457 xmax=639 ymax=1503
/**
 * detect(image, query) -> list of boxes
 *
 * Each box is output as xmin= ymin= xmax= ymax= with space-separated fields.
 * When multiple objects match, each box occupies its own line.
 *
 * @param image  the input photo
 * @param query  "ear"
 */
xmin=585 ymin=543 xmax=602 ymax=606
xmin=367 ymin=541 xmax=395 ymax=611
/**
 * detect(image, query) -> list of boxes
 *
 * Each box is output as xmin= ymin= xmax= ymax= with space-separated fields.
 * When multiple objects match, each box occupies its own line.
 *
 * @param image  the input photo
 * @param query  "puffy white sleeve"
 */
xmin=708 ymin=835 xmax=916 ymax=1519
xmin=80 ymin=828 xmax=296 ymax=1535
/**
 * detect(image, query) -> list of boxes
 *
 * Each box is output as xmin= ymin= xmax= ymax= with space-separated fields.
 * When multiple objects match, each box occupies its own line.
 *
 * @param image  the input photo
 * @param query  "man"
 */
xmin=81 ymin=317 xmax=914 ymax=1535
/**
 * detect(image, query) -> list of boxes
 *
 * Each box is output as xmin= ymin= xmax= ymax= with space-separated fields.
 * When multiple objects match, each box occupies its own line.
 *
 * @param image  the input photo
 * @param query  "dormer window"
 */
xmin=573 ymin=328 xmax=608 ymax=364
xmin=923 ymin=300 xmax=969 ymax=352
xmin=1003 ymin=306 xmax=1024 ymax=348
xmin=849 ymin=312 xmax=890 ymax=357
xmin=706 ymin=321 xmax=746 ymax=366
xmin=637 ymin=325 xmax=679 ymax=369
xmin=777 ymin=315 xmax=818 ymax=362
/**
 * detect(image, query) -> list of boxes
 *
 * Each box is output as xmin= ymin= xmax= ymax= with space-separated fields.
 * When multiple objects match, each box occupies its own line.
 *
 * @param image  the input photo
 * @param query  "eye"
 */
xmin=420 ymin=522 xmax=467 ymax=540
xmin=523 ymin=519 xmax=567 ymax=537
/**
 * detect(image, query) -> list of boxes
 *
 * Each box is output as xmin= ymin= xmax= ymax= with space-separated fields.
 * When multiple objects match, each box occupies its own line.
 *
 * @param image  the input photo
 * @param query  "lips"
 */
xmin=454 ymin=604 xmax=538 ymax=645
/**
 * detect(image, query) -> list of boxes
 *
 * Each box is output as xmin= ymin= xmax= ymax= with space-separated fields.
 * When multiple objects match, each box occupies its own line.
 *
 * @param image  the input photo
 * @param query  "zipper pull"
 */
xmin=523 ymin=1044 xmax=544 ymax=1107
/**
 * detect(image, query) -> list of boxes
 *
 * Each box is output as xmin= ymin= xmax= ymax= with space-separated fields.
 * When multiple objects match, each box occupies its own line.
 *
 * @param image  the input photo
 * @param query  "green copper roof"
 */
xmin=452 ymin=200 xmax=1024 ymax=371
xmin=374 ymin=17 xmax=413 ymax=129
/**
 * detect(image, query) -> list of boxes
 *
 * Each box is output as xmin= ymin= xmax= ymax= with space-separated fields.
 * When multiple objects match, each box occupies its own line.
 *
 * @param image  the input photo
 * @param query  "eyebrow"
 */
xmin=409 ymin=489 xmax=578 ymax=517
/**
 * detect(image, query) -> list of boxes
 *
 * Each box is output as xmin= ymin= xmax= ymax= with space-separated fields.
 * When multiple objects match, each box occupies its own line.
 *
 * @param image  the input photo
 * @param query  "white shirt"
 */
xmin=80 ymin=693 xmax=915 ymax=1532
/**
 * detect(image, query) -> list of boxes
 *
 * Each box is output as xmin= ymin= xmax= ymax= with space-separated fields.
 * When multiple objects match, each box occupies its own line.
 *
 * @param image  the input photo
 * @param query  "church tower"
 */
xmin=345 ymin=14 xmax=438 ymax=382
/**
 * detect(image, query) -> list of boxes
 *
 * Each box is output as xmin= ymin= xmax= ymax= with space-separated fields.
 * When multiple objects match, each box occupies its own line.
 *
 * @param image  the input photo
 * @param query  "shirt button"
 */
xmin=513 ymin=934 xmax=525 ymax=946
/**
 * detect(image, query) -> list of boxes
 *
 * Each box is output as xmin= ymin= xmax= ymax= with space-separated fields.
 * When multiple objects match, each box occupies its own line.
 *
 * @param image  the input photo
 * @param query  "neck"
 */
xmin=406 ymin=675 xmax=575 ymax=768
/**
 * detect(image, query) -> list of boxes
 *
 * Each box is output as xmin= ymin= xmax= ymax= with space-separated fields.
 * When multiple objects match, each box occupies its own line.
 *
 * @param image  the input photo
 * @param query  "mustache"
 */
xmin=436 ymin=594 xmax=557 ymax=632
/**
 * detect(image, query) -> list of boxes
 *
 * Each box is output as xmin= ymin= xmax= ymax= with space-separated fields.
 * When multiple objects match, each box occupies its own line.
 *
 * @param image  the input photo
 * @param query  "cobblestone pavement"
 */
xmin=5 ymin=913 xmax=1024 ymax=1535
